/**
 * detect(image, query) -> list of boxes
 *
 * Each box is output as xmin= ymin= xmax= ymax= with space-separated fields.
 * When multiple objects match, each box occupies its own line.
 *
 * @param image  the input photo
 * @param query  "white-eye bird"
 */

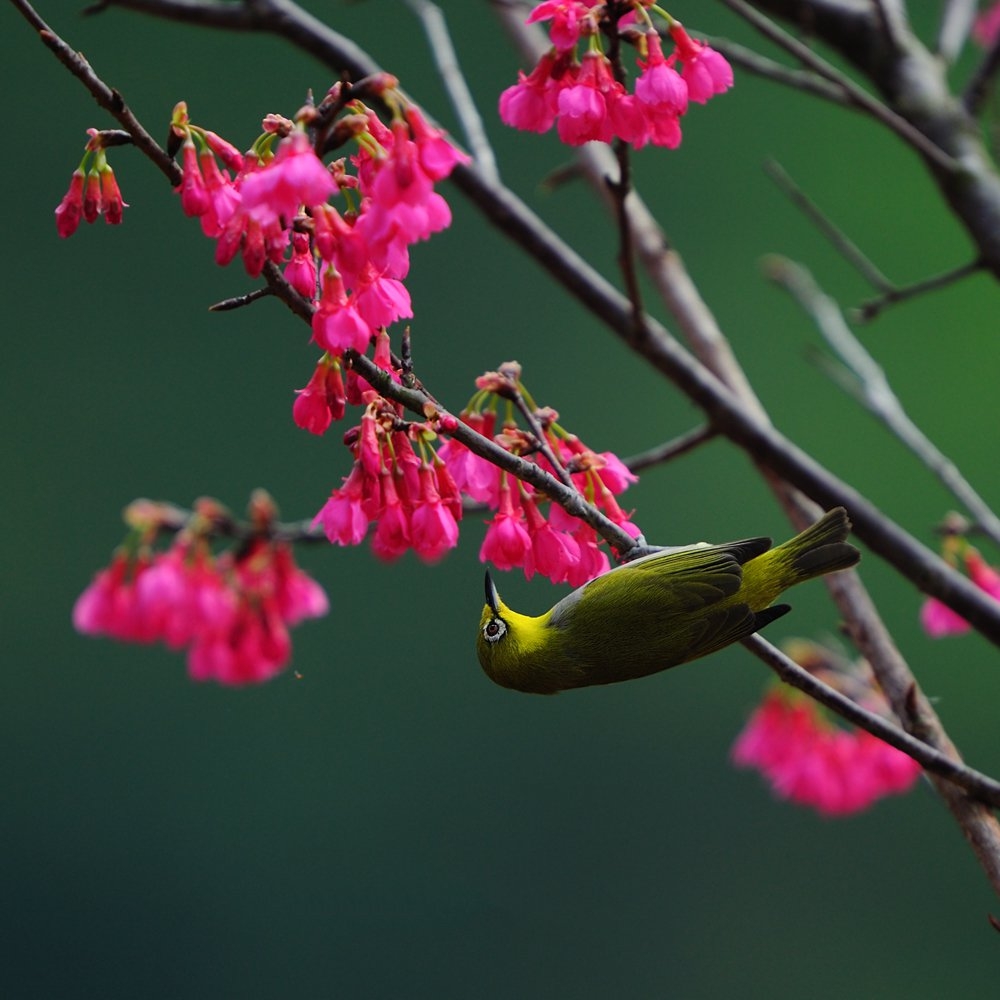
xmin=477 ymin=506 xmax=859 ymax=694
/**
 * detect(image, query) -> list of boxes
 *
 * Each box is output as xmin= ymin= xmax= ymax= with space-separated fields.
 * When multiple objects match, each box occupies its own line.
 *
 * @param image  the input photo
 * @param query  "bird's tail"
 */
xmin=743 ymin=507 xmax=860 ymax=607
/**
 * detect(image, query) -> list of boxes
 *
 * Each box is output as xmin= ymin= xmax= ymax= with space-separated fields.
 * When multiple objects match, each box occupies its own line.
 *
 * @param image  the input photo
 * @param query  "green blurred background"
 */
xmin=4 ymin=1 xmax=1000 ymax=996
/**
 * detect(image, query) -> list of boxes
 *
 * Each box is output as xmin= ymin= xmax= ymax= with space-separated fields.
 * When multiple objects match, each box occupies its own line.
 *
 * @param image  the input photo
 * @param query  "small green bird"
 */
xmin=477 ymin=506 xmax=860 ymax=694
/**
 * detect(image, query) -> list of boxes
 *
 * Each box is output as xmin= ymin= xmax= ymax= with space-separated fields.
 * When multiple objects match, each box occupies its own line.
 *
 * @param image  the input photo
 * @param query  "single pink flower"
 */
xmin=974 ymin=2 xmax=1000 ymax=46
xmin=99 ymin=166 xmax=127 ymax=225
xmin=669 ymin=25 xmax=733 ymax=105
xmin=966 ymin=550 xmax=1000 ymax=601
xmin=239 ymin=131 xmax=336 ymax=227
xmin=55 ymin=169 xmax=85 ymax=238
xmin=293 ymin=358 xmax=338 ymax=435
xmin=410 ymin=466 xmax=460 ymax=563
xmin=920 ymin=596 xmax=970 ymax=637
xmin=313 ymin=463 xmax=373 ymax=546
xmin=177 ymin=139 xmax=211 ymax=217
xmin=523 ymin=499 xmax=580 ymax=584
xmin=404 ymin=106 xmax=471 ymax=181
xmin=635 ymin=33 xmax=689 ymax=115
xmin=371 ymin=471 xmax=411 ymax=561
xmin=499 ymin=51 xmax=561 ymax=134
xmin=556 ymin=52 xmax=616 ymax=146
xmin=82 ymin=168 xmax=102 ymax=223
xmin=311 ymin=268 xmax=373 ymax=355
xmin=284 ymin=230 xmax=318 ymax=299
xmin=526 ymin=1 xmax=593 ymax=51
xmin=480 ymin=482 xmax=532 ymax=571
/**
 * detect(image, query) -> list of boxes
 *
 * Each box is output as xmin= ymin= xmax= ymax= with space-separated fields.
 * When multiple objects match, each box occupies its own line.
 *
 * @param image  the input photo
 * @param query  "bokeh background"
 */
xmin=4 ymin=1 xmax=1000 ymax=996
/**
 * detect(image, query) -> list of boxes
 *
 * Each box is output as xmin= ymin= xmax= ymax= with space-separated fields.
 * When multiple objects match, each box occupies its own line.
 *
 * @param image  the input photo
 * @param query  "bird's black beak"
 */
xmin=485 ymin=570 xmax=500 ymax=615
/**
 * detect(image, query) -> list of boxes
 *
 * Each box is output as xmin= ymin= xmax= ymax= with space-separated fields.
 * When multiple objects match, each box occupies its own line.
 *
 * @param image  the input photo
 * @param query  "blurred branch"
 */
xmin=765 ymin=255 xmax=1000 ymax=548
xmin=403 ymin=0 xmax=500 ymax=183
xmin=703 ymin=34 xmax=848 ymax=103
xmin=964 ymin=29 xmax=1000 ymax=116
xmin=764 ymin=159 xmax=984 ymax=320
xmin=854 ymin=260 xmax=983 ymax=321
xmin=938 ymin=0 xmax=977 ymax=63
xmin=718 ymin=0 xmax=958 ymax=173
xmin=751 ymin=0 xmax=1000 ymax=282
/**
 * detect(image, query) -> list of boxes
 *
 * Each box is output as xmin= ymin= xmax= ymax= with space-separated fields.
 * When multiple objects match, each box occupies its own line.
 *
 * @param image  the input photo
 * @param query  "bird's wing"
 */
xmin=548 ymin=542 xmax=772 ymax=680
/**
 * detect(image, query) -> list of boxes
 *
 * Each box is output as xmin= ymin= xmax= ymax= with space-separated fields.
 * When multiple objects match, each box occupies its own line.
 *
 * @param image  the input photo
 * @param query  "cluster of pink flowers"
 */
xmin=310 ymin=360 xmax=639 ymax=583
xmin=500 ymin=3 xmax=732 ymax=148
xmin=439 ymin=365 xmax=640 ymax=584
xmin=73 ymin=496 xmax=328 ymax=685
xmin=54 ymin=129 xmax=127 ymax=237
xmin=732 ymin=643 xmax=921 ymax=816
xmin=169 ymin=92 xmax=465 ymax=364
xmin=921 ymin=542 xmax=1000 ymax=637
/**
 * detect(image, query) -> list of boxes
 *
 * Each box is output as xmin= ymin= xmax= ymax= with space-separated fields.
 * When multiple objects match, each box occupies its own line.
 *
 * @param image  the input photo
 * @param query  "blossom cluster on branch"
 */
xmin=500 ymin=2 xmax=732 ymax=147
xmin=73 ymin=495 xmax=328 ymax=685
xmin=732 ymin=640 xmax=921 ymax=816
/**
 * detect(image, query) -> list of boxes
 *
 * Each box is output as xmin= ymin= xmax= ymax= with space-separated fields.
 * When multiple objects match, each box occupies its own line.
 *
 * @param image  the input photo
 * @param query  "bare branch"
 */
xmin=854 ymin=259 xmax=983 ymax=321
xmin=10 ymin=0 xmax=180 ymax=185
xmin=623 ymin=426 xmax=719 ymax=474
xmin=718 ymin=0 xmax=959 ymax=174
xmin=766 ymin=256 xmax=1000 ymax=548
xmin=745 ymin=634 xmax=1000 ymax=810
xmin=403 ymin=0 xmax=499 ymax=184
xmin=765 ymin=159 xmax=893 ymax=292
xmin=938 ymin=0 xmax=978 ymax=63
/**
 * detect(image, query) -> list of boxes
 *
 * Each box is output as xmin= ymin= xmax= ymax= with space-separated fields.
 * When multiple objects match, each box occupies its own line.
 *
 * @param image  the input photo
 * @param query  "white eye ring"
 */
xmin=483 ymin=617 xmax=507 ymax=643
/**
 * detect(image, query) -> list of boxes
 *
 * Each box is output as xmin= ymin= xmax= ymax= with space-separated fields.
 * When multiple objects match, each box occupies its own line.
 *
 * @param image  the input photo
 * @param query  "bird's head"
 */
xmin=477 ymin=570 xmax=556 ymax=691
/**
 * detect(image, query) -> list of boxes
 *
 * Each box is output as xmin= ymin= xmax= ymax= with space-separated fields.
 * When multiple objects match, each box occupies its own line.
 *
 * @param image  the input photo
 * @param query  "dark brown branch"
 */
xmin=10 ymin=0 xmax=180 ymax=185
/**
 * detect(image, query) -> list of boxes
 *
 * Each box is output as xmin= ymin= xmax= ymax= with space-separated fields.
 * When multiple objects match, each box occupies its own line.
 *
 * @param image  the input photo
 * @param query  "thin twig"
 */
xmin=622 ymin=426 xmax=719 ymax=473
xmin=766 ymin=160 xmax=983 ymax=319
xmin=209 ymin=287 xmax=274 ymax=312
xmin=854 ymin=259 xmax=983 ymax=321
xmin=765 ymin=159 xmax=893 ymax=293
xmin=719 ymin=0 xmax=959 ymax=174
xmin=704 ymin=34 xmax=848 ymax=104
xmin=10 ymin=0 xmax=180 ymax=185
xmin=402 ymin=0 xmax=499 ymax=184
xmin=765 ymin=255 xmax=1000 ymax=549
xmin=745 ymin=634 xmax=1000 ymax=808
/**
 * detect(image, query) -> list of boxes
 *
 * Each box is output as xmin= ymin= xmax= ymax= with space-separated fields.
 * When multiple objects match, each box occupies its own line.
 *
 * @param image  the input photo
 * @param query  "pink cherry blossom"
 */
xmin=313 ymin=463 xmax=373 ymax=546
xmin=920 ymin=596 xmax=970 ymax=637
xmin=731 ymin=689 xmax=921 ymax=817
xmin=480 ymin=481 xmax=532 ymax=570
xmin=55 ymin=169 xmax=85 ymax=238
xmin=239 ymin=130 xmax=336 ymax=227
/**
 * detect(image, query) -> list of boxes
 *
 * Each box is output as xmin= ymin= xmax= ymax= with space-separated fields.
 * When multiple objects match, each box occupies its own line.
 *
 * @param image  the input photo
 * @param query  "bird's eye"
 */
xmin=483 ymin=617 xmax=507 ymax=643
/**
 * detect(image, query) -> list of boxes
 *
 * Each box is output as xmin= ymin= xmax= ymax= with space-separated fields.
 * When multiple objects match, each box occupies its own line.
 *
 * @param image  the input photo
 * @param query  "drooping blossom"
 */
xmin=919 ymin=543 xmax=1000 ymax=638
xmin=500 ymin=5 xmax=732 ymax=149
xmin=239 ymin=130 xmax=337 ymax=227
xmin=480 ymin=479 xmax=533 ymax=570
xmin=74 ymin=499 xmax=328 ymax=686
xmin=55 ymin=133 xmax=129 ymax=236
xmin=55 ymin=169 xmax=86 ymax=238
xmin=668 ymin=23 xmax=734 ymax=104
xmin=974 ymin=2 xmax=1000 ymax=46
xmin=732 ymin=665 xmax=921 ymax=818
